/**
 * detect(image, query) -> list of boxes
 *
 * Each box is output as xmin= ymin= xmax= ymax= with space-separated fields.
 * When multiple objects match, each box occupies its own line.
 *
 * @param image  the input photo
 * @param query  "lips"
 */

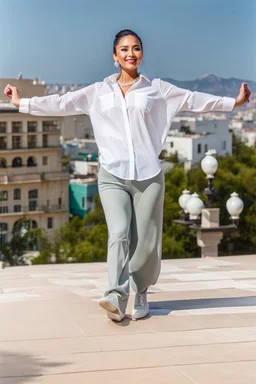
xmin=126 ymin=59 xmax=136 ymax=64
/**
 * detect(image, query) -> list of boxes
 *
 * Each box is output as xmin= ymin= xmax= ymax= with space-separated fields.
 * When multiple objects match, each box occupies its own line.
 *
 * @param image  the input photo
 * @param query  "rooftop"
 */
xmin=1 ymin=255 xmax=256 ymax=383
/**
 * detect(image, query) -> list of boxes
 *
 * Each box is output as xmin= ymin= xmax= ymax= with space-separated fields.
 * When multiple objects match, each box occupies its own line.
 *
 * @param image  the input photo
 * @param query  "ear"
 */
xmin=112 ymin=53 xmax=117 ymax=61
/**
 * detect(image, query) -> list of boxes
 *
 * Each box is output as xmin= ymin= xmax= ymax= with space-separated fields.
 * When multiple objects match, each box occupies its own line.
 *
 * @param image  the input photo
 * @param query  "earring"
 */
xmin=114 ymin=61 xmax=119 ymax=67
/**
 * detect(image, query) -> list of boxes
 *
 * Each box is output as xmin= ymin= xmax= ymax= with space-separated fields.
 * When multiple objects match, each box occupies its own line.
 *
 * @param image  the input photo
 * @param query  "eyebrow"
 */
xmin=120 ymin=45 xmax=141 ymax=48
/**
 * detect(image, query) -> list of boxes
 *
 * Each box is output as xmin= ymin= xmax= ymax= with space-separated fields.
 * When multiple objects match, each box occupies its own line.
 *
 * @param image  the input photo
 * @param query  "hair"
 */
xmin=113 ymin=29 xmax=143 ymax=54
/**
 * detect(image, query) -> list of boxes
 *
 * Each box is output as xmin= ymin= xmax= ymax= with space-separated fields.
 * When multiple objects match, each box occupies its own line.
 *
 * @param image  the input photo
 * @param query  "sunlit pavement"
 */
xmin=1 ymin=255 xmax=256 ymax=383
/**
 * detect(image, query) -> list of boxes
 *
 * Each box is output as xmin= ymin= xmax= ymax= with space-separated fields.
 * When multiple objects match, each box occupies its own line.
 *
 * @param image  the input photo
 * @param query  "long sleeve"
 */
xmin=19 ymin=83 xmax=98 ymax=116
xmin=160 ymin=80 xmax=235 ymax=115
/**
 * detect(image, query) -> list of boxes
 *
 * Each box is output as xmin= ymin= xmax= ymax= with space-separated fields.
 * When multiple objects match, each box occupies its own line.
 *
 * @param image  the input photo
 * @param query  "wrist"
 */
xmin=234 ymin=98 xmax=242 ymax=108
xmin=13 ymin=98 xmax=21 ymax=108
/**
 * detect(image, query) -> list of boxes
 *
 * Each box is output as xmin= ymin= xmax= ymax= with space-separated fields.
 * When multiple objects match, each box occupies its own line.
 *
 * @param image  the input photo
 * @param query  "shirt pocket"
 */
xmin=99 ymin=92 xmax=115 ymax=112
xmin=134 ymin=93 xmax=155 ymax=112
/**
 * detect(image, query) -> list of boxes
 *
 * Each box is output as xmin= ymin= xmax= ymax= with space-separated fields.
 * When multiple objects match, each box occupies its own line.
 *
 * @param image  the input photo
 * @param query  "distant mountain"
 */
xmin=162 ymin=74 xmax=256 ymax=97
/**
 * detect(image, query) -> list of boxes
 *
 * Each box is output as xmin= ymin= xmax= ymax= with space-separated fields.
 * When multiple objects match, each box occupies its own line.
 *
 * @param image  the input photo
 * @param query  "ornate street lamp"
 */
xmin=174 ymin=150 xmax=244 ymax=257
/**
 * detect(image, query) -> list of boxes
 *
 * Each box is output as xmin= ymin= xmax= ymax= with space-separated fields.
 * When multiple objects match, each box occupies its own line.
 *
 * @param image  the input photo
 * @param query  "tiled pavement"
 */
xmin=1 ymin=255 xmax=256 ymax=383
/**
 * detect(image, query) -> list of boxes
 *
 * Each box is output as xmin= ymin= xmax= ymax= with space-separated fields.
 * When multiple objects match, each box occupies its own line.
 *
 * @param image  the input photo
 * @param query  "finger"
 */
xmin=4 ymin=87 xmax=11 ymax=94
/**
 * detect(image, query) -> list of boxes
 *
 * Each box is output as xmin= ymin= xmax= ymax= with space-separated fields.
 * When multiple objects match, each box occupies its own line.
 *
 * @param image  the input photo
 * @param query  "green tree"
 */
xmin=32 ymin=136 xmax=256 ymax=264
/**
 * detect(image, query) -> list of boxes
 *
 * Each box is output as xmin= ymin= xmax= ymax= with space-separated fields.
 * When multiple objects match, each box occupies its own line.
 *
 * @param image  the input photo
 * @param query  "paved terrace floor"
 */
xmin=1 ymin=255 xmax=256 ymax=383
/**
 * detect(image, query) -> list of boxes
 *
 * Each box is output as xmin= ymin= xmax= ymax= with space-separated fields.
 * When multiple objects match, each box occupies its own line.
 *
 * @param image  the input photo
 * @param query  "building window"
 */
xmin=47 ymin=217 xmax=53 ymax=229
xmin=58 ymin=197 xmax=62 ymax=208
xmin=82 ymin=197 xmax=86 ymax=208
xmin=0 ymin=206 xmax=8 ymax=214
xmin=29 ymin=200 xmax=37 ymax=211
xmin=43 ymin=134 xmax=48 ymax=147
xmin=43 ymin=121 xmax=59 ymax=132
xmin=0 ymin=223 xmax=8 ymax=232
xmin=28 ymin=189 xmax=38 ymax=211
xmin=0 ymin=137 xmax=7 ymax=150
xmin=0 ymin=122 xmax=7 ymax=133
xmin=197 ymin=144 xmax=201 ymax=154
xmin=14 ymin=205 xmax=21 ymax=213
xmin=180 ymin=125 xmax=190 ymax=133
xmin=27 ymin=121 xmax=37 ymax=133
xmin=12 ymin=157 xmax=22 ymax=167
xmin=14 ymin=188 xmax=21 ymax=200
xmin=28 ymin=189 xmax=38 ymax=199
xmin=28 ymin=135 xmax=37 ymax=148
xmin=12 ymin=136 xmax=22 ymax=149
xmin=12 ymin=122 xmax=22 ymax=133
xmin=0 ymin=223 xmax=8 ymax=245
xmin=221 ymin=141 xmax=226 ymax=150
xmin=0 ymin=191 xmax=8 ymax=201
xmin=27 ymin=156 xmax=37 ymax=167
xmin=0 ymin=158 xmax=7 ymax=168
xmin=205 ymin=144 xmax=208 ymax=153
xmin=42 ymin=156 xmax=48 ymax=165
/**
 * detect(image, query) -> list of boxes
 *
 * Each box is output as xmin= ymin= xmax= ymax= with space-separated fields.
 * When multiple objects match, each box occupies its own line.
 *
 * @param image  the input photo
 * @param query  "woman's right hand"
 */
xmin=4 ymin=84 xmax=21 ymax=108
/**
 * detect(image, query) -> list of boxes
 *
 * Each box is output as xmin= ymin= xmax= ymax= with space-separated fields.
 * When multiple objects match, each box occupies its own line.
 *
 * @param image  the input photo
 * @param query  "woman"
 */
xmin=4 ymin=29 xmax=251 ymax=322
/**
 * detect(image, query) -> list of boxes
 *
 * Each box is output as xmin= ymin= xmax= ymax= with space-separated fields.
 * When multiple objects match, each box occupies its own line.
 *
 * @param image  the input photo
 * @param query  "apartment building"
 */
xmin=164 ymin=118 xmax=232 ymax=169
xmin=0 ymin=105 xmax=70 ymax=246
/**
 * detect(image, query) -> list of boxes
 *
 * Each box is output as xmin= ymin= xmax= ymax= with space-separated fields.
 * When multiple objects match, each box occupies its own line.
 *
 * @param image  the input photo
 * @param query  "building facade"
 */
xmin=164 ymin=118 xmax=232 ymax=168
xmin=0 ymin=107 xmax=70 ymax=246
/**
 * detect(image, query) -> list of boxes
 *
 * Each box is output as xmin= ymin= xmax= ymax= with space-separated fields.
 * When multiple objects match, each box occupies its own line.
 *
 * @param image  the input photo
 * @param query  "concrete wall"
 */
xmin=61 ymin=115 xmax=94 ymax=140
xmin=0 ymin=78 xmax=46 ymax=102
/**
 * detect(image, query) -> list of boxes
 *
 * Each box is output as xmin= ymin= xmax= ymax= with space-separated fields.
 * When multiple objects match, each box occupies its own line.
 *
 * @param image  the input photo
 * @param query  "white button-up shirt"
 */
xmin=19 ymin=73 xmax=235 ymax=180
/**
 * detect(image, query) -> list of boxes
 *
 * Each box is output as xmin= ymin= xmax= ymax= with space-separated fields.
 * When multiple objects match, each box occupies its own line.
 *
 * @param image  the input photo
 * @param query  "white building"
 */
xmin=229 ymin=119 xmax=256 ymax=147
xmin=241 ymin=128 xmax=256 ymax=146
xmin=0 ymin=104 xmax=70 ymax=246
xmin=163 ymin=118 xmax=232 ymax=169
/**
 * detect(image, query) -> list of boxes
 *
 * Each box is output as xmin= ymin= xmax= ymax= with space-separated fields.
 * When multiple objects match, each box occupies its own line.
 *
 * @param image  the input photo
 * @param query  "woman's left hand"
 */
xmin=235 ymin=82 xmax=251 ymax=107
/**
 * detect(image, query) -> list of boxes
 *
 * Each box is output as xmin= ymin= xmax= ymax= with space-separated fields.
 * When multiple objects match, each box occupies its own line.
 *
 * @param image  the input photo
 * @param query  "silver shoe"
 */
xmin=132 ymin=290 xmax=149 ymax=320
xmin=99 ymin=292 xmax=125 ymax=322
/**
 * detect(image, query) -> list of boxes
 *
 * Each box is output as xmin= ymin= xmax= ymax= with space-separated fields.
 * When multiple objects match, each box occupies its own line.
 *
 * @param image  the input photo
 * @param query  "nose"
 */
xmin=128 ymin=49 xmax=135 ymax=57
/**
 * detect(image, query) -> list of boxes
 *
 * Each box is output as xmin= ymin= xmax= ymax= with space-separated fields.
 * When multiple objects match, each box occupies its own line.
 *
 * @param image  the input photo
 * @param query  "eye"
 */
xmin=134 ymin=47 xmax=141 ymax=51
xmin=121 ymin=49 xmax=128 ymax=52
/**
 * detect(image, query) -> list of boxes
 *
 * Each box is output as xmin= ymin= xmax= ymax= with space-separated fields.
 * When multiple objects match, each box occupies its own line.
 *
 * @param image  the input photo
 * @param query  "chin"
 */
xmin=123 ymin=63 xmax=140 ymax=70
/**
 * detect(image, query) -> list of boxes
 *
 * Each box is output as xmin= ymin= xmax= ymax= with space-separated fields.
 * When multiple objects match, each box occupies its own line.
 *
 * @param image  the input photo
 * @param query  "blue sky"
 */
xmin=1 ymin=0 xmax=256 ymax=83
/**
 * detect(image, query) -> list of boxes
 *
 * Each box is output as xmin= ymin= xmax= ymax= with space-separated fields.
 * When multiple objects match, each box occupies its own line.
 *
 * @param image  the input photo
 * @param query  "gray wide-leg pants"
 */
xmin=98 ymin=165 xmax=165 ymax=313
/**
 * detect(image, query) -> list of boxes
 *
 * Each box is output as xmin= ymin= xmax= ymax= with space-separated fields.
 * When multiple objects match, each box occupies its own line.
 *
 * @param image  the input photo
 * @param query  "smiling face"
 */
xmin=113 ymin=35 xmax=143 ymax=71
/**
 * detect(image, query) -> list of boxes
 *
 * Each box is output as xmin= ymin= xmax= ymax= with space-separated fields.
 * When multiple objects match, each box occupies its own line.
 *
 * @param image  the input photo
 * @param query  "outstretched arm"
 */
xmin=160 ymin=80 xmax=251 ymax=115
xmin=4 ymin=83 xmax=97 ymax=116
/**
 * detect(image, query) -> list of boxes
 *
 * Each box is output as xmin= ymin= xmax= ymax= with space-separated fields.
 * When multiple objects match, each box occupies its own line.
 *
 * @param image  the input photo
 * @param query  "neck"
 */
xmin=118 ymin=69 xmax=139 ymax=83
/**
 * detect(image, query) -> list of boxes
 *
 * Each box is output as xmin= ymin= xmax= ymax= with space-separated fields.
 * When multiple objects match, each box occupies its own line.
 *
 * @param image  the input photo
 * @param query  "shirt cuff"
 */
xmin=222 ymin=97 xmax=236 ymax=111
xmin=19 ymin=98 xmax=31 ymax=114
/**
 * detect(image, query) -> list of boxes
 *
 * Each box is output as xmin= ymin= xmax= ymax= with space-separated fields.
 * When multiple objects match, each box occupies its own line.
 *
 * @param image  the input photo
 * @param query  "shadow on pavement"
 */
xmin=0 ymin=351 xmax=68 ymax=383
xmin=148 ymin=296 xmax=256 ymax=316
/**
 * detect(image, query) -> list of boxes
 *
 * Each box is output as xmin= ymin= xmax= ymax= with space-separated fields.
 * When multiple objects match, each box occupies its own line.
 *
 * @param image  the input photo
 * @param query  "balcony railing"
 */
xmin=42 ymin=126 xmax=60 ymax=133
xmin=0 ymin=145 xmax=60 ymax=151
xmin=0 ymin=204 xmax=67 ymax=214
xmin=0 ymin=171 xmax=69 ymax=184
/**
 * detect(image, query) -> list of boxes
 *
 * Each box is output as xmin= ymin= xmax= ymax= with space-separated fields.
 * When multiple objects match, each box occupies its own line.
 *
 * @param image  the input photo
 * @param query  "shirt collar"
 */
xmin=104 ymin=73 xmax=151 ymax=84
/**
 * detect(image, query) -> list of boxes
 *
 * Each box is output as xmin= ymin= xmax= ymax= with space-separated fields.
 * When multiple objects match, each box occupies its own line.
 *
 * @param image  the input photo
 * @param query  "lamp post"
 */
xmin=174 ymin=150 xmax=244 ymax=257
